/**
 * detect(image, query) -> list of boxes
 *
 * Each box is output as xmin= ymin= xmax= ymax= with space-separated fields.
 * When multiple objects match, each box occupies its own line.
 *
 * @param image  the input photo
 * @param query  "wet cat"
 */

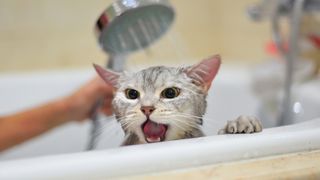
xmin=94 ymin=55 xmax=262 ymax=145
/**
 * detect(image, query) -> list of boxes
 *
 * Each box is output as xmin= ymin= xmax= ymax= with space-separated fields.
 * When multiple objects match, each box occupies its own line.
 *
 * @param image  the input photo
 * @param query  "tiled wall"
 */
xmin=0 ymin=0 xmax=270 ymax=72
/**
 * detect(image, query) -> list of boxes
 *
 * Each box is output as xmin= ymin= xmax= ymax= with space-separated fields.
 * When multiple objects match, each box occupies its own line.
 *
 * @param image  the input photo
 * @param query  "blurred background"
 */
xmin=0 ymin=0 xmax=320 ymax=163
xmin=0 ymin=0 xmax=271 ymax=73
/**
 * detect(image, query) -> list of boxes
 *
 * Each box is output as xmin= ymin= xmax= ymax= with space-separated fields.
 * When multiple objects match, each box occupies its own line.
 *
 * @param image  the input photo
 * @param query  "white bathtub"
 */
xmin=0 ymin=66 xmax=319 ymax=179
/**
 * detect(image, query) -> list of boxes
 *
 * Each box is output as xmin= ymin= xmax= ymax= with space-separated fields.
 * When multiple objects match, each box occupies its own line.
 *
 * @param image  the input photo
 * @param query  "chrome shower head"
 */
xmin=95 ymin=0 xmax=175 ymax=55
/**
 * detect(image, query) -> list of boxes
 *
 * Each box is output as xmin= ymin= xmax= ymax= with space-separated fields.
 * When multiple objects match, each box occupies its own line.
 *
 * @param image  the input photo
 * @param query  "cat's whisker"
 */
xmin=169 ymin=120 xmax=189 ymax=131
xmin=159 ymin=112 xmax=202 ymax=122
xmin=117 ymin=116 xmax=132 ymax=123
xmin=167 ymin=113 xmax=203 ymax=122
xmin=171 ymin=118 xmax=200 ymax=129
xmin=119 ymin=118 xmax=137 ymax=126
xmin=177 ymin=112 xmax=217 ymax=121
xmin=176 ymin=114 xmax=221 ymax=126
xmin=174 ymin=118 xmax=201 ymax=126
xmin=127 ymin=112 xmax=137 ymax=116
xmin=120 ymin=116 xmax=140 ymax=129
xmin=126 ymin=110 xmax=138 ymax=115
xmin=100 ymin=121 xmax=121 ymax=137
xmin=172 ymin=115 xmax=202 ymax=124
xmin=121 ymin=120 xmax=137 ymax=130
xmin=162 ymin=115 xmax=200 ymax=129
xmin=176 ymin=116 xmax=198 ymax=126
xmin=118 ymin=119 xmax=129 ymax=125
xmin=118 ymin=119 xmax=134 ymax=127
xmin=176 ymin=112 xmax=203 ymax=119
xmin=117 ymin=113 xmax=136 ymax=120
xmin=172 ymin=123 xmax=188 ymax=131
xmin=113 ymin=115 xmax=125 ymax=120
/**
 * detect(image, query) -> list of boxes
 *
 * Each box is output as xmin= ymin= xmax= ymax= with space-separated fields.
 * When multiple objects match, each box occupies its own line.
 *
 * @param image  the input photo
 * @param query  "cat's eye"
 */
xmin=125 ymin=89 xmax=140 ymax=99
xmin=161 ymin=87 xmax=180 ymax=99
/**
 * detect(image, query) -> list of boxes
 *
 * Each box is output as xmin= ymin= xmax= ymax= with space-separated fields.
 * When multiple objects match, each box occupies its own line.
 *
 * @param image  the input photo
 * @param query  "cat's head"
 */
xmin=94 ymin=55 xmax=221 ymax=144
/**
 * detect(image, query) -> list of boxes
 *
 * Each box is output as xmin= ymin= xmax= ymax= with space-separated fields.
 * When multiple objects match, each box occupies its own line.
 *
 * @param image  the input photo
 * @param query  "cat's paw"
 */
xmin=218 ymin=115 xmax=262 ymax=135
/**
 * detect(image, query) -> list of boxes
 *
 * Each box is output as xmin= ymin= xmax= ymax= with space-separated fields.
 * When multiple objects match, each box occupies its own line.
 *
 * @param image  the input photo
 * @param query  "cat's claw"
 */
xmin=218 ymin=115 xmax=262 ymax=135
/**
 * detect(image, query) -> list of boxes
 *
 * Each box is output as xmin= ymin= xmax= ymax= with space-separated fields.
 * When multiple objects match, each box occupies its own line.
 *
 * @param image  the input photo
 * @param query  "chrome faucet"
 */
xmin=247 ymin=0 xmax=320 ymax=126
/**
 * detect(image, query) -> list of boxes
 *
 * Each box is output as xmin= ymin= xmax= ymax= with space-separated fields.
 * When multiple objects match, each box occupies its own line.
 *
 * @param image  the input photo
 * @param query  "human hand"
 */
xmin=65 ymin=76 xmax=114 ymax=122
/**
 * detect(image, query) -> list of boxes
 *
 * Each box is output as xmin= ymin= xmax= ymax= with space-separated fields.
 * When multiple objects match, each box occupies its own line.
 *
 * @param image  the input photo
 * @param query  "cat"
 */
xmin=94 ymin=55 xmax=262 ymax=145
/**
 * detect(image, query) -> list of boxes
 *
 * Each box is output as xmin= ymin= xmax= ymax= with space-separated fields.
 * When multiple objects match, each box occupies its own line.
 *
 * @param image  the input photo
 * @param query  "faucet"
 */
xmin=247 ymin=0 xmax=320 ymax=126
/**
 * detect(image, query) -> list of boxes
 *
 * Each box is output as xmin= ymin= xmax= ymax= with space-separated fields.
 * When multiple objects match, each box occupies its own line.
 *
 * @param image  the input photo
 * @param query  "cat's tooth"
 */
xmin=146 ymin=137 xmax=161 ymax=143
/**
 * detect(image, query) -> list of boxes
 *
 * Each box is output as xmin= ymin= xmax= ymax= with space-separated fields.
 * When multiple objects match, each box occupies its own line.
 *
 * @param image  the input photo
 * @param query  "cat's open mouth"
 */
xmin=142 ymin=119 xmax=168 ymax=143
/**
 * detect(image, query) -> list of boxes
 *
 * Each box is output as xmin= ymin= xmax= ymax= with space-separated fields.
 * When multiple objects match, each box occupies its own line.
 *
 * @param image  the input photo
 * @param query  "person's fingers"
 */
xmin=71 ymin=76 xmax=115 ymax=122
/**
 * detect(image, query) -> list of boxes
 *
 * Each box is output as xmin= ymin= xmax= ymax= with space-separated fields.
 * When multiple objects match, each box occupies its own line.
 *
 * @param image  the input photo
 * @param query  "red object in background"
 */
xmin=265 ymin=40 xmax=288 ymax=57
xmin=265 ymin=34 xmax=320 ymax=59
xmin=308 ymin=34 xmax=320 ymax=49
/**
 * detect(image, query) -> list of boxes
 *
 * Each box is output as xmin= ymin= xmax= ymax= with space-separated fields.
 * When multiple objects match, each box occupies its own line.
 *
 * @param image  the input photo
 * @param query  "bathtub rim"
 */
xmin=0 ymin=117 xmax=319 ymax=179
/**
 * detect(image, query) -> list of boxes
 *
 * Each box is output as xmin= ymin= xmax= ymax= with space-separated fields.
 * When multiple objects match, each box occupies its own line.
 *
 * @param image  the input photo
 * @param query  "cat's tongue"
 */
xmin=143 ymin=120 xmax=167 ymax=143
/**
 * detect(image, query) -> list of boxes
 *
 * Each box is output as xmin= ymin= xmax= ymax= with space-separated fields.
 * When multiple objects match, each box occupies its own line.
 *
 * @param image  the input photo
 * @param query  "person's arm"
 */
xmin=0 ymin=77 xmax=113 ymax=152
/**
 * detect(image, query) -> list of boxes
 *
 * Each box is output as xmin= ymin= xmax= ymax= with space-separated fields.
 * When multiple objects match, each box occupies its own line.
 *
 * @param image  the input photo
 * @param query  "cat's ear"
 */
xmin=93 ymin=64 xmax=120 ymax=88
xmin=185 ymin=55 xmax=221 ymax=92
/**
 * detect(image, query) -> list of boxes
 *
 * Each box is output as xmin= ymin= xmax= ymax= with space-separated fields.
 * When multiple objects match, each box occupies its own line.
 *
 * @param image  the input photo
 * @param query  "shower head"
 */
xmin=95 ymin=0 xmax=175 ymax=55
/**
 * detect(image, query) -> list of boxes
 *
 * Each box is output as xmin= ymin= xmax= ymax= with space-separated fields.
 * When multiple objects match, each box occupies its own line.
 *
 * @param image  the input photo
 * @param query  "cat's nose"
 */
xmin=140 ymin=106 xmax=155 ymax=116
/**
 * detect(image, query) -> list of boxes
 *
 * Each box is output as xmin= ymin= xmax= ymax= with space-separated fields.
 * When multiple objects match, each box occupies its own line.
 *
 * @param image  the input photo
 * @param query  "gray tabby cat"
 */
xmin=94 ymin=55 xmax=262 ymax=145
